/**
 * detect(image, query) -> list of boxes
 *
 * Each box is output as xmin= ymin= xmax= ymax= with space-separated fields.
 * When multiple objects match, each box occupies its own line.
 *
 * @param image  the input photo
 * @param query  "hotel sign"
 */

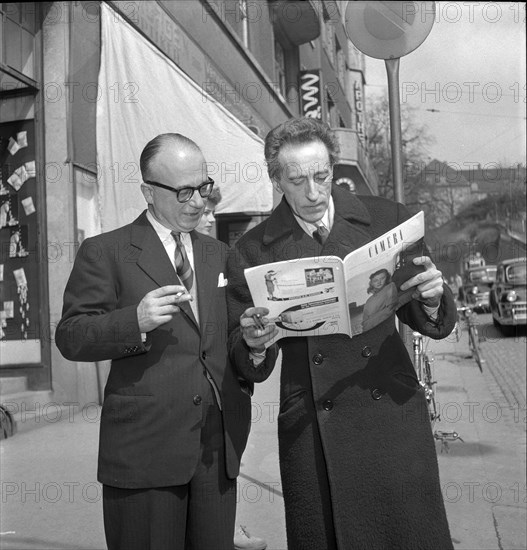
xmin=354 ymin=81 xmax=365 ymax=142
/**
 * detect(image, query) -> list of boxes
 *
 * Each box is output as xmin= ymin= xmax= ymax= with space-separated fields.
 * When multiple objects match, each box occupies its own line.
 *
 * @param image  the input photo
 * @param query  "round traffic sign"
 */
xmin=345 ymin=1 xmax=436 ymax=59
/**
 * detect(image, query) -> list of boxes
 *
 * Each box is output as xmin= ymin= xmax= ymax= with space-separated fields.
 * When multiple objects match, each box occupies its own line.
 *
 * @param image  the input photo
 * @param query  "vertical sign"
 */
xmin=354 ymin=81 xmax=365 ymax=143
xmin=299 ymin=70 xmax=322 ymax=119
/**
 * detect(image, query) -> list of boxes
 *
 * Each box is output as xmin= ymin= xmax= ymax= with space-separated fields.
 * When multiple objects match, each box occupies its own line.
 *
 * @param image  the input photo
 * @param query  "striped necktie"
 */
xmin=172 ymin=232 xmax=194 ymax=291
xmin=313 ymin=224 xmax=330 ymax=245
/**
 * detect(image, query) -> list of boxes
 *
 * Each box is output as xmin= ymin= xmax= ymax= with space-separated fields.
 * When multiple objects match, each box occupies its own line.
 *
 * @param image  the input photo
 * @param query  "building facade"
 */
xmin=0 ymin=1 xmax=378 ymax=415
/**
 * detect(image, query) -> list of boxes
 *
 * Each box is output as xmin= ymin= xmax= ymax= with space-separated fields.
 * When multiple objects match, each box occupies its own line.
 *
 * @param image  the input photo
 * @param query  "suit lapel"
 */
xmin=192 ymin=232 xmax=221 ymax=331
xmin=132 ymin=213 xmax=199 ymax=330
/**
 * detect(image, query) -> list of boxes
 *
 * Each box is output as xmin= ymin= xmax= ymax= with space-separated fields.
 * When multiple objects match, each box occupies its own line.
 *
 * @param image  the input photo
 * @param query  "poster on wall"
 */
xmin=0 ymin=119 xmax=40 ymax=356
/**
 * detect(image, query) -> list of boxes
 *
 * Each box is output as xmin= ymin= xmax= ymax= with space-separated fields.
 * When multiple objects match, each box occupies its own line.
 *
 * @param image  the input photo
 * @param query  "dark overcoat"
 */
xmin=227 ymin=186 xmax=456 ymax=550
xmin=56 ymin=211 xmax=252 ymax=488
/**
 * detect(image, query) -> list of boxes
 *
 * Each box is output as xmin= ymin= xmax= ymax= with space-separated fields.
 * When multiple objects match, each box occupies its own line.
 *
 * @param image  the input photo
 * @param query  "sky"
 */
xmin=362 ymin=2 xmax=526 ymax=170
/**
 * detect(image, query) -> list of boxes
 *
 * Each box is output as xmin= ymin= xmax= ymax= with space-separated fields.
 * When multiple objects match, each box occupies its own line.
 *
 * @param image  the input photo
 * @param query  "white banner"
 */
xmin=97 ymin=3 xmax=273 ymax=231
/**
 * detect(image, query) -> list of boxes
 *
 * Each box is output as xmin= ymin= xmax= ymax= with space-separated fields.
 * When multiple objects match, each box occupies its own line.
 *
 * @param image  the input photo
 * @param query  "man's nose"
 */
xmin=190 ymin=191 xmax=205 ymax=207
xmin=305 ymin=177 xmax=319 ymax=201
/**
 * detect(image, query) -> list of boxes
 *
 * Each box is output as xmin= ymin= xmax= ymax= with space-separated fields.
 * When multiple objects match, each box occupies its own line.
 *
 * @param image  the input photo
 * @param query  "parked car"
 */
xmin=490 ymin=258 xmax=527 ymax=334
xmin=458 ymin=265 xmax=497 ymax=312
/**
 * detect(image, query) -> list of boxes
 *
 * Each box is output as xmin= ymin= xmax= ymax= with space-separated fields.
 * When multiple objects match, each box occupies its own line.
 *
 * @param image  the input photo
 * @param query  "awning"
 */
xmin=97 ymin=3 xmax=273 ymax=232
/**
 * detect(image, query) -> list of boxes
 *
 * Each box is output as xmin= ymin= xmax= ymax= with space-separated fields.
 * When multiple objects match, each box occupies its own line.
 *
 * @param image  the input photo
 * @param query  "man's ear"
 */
xmin=140 ymin=184 xmax=154 ymax=204
xmin=272 ymin=178 xmax=282 ymax=194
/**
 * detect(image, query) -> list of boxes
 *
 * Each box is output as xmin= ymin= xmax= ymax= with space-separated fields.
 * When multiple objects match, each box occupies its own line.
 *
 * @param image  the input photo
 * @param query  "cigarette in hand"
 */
xmin=252 ymin=313 xmax=265 ymax=330
xmin=175 ymin=290 xmax=193 ymax=301
xmin=252 ymin=313 xmax=281 ymax=328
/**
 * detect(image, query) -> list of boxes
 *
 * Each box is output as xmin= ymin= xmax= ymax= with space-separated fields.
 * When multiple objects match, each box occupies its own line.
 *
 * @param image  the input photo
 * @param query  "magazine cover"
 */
xmin=244 ymin=211 xmax=425 ymax=345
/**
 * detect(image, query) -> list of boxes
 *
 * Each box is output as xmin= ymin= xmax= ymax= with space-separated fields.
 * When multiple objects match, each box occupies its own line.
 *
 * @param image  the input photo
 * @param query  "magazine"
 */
xmin=244 ymin=211 xmax=425 ymax=345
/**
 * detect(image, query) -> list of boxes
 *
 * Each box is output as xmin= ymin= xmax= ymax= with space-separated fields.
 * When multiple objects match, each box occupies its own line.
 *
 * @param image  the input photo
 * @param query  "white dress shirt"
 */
xmin=146 ymin=209 xmax=199 ymax=320
xmin=293 ymin=196 xmax=335 ymax=237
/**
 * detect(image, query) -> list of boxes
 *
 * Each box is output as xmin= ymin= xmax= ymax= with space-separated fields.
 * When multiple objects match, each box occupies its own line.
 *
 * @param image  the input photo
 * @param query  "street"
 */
xmin=1 ymin=314 xmax=525 ymax=550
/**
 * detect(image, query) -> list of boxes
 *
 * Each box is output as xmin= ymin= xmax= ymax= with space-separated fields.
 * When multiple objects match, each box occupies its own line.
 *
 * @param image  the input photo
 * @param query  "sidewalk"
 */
xmin=1 ymin=324 xmax=525 ymax=549
xmin=425 ymin=326 xmax=526 ymax=550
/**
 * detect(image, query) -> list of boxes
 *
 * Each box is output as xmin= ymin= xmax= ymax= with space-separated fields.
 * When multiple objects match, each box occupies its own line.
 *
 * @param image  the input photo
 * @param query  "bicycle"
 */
xmin=412 ymin=331 xmax=440 ymax=427
xmin=456 ymin=305 xmax=485 ymax=372
xmin=433 ymin=430 xmax=464 ymax=454
xmin=412 ymin=331 xmax=464 ymax=452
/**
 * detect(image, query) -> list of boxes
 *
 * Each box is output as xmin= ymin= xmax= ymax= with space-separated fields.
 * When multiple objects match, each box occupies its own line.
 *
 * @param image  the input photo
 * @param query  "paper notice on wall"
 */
xmin=7 ymin=137 xmax=20 ymax=155
xmin=21 ymin=196 xmax=36 ymax=216
xmin=4 ymin=301 xmax=14 ymax=319
xmin=17 ymin=131 xmax=28 ymax=148
xmin=25 ymin=160 xmax=36 ymax=178
xmin=7 ymin=172 xmax=22 ymax=191
xmin=7 ymin=166 xmax=29 ymax=191
xmin=0 ymin=201 xmax=8 ymax=228
xmin=16 ymin=165 xmax=29 ymax=184
xmin=13 ymin=267 xmax=27 ymax=286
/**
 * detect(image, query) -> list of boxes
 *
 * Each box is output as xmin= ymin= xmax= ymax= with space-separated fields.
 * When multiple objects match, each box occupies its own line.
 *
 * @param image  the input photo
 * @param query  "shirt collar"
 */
xmin=293 ymin=196 xmax=334 ymax=237
xmin=146 ymin=209 xmax=191 ymax=245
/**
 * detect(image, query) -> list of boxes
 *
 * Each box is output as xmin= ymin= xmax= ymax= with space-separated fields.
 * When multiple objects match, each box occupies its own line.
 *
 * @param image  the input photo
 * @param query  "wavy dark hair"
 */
xmin=264 ymin=117 xmax=340 ymax=181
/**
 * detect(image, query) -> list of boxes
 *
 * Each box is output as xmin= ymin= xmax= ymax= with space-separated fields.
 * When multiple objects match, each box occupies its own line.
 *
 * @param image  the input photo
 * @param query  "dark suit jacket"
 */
xmin=56 ymin=211 xmax=251 ymax=489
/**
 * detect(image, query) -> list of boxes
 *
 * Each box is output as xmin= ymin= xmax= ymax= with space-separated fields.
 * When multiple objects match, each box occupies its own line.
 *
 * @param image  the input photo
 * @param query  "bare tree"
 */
xmin=366 ymin=94 xmax=435 ymax=211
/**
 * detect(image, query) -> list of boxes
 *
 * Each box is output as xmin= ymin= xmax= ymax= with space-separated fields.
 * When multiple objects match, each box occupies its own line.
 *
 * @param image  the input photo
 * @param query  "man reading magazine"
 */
xmin=226 ymin=117 xmax=456 ymax=550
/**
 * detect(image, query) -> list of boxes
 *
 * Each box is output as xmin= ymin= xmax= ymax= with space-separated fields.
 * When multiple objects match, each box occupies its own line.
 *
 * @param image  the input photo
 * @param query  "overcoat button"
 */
xmin=313 ymin=353 xmax=324 ymax=365
xmin=201 ymin=351 xmax=207 ymax=360
xmin=322 ymin=399 xmax=333 ymax=411
xmin=371 ymin=388 xmax=383 ymax=400
xmin=193 ymin=395 xmax=202 ymax=405
xmin=362 ymin=346 xmax=372 ymax=358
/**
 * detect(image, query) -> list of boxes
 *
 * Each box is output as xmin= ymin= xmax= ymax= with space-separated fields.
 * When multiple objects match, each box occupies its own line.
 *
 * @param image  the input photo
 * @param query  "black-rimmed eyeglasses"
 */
xmin=144 ymin=178 xmax=215 ymax=203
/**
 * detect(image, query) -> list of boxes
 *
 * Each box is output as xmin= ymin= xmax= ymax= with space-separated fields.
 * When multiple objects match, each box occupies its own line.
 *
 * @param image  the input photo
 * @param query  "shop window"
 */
xmin=336 ymin=37 xmax=346 ymax=90
xmin=239 ymin=0 xmax=249 ymax=47
xmin=327 ymin=91 xmax=337 ymax=127
xmin=274 ymin=40 xmax=287 ymax=98
xmin=1 ymin=3 xmax=37 ymax=80
xmin=322 ymin=7 xmax=335 ymax=67
xmin=224 ymin=0 xmax=250 ymax=48
xmin=1 ymin=4 xmax=47 ymax=370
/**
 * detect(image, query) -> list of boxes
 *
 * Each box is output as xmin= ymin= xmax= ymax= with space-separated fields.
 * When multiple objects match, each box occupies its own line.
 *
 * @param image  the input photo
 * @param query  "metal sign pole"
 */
xmin=344 ymin=1 xmax=437 ymax=346
xmin=385 ymin=58 xmax=405 ymax=205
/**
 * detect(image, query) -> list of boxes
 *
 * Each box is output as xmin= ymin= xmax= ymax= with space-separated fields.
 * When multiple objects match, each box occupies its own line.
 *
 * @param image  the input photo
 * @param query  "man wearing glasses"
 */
xmin=56 ymin=133 xmax=274 ymax=549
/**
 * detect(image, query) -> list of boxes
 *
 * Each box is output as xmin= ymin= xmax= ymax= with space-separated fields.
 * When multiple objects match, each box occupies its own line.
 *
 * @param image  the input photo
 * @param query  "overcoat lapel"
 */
xmin=263 ymin=184 xmax=375 ymax=261
xmin=131 ymin=212 xmax=199 ymax=330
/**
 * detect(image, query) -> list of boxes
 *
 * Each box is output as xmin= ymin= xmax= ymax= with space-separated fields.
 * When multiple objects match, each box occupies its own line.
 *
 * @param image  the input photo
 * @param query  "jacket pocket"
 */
xmin=386 ymin=370 xmax=422 ymax=404
xmin=102 ymin=394 xmax=154 ymax=423
xmin=279 ymin=389 xmax=307 ymax=415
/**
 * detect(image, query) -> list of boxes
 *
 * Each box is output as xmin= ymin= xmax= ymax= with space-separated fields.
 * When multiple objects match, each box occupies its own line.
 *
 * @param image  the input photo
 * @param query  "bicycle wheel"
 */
xmin=428 ymin=392 xmax=439 ymax=427
xmin=424 ymin=357 xmax=439 ymax=425
xmin=454 ymin=322 xmax=461 ymax=342
xmin=469 ymin=326 xmax=484 ymax=372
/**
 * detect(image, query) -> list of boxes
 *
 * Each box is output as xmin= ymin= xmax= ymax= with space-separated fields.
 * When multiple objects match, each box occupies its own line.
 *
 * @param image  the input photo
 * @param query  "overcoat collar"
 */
xmin=262 ymin=184 xmax=372 ymax=250
xmin=130 ymin=211 xmax=207 ymax=331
